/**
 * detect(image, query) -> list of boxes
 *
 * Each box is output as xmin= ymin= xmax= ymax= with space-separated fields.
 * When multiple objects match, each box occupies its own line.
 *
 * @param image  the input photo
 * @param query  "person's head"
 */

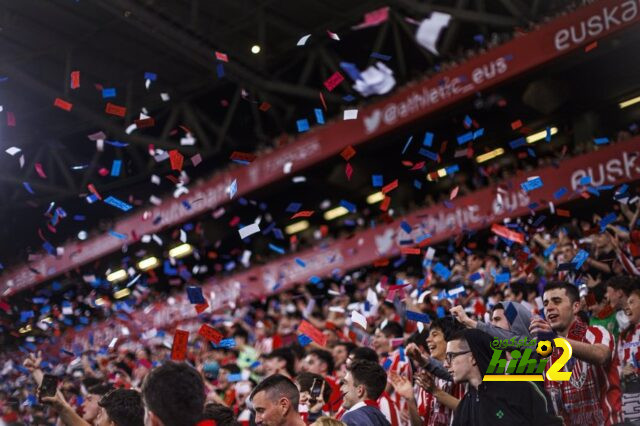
xmin=340 ymin=360 xmax=386 ymax=409
xmin=332 ymin=342 xmax=355 ymax=369
xmin=264 ymin=348 xmax=296 ymax=378
xmin=372 ymin=321 xmax=403 ymax=355
xmin=218 ymin=364 xmax=240 ymax=389
xmin=141 ymin=361 xmax=205 ymax=426
xmin=543 ymin=281 xmax=581 ymax=333
xmin=586 ymin=283 xmax=608 ymax=315
xmin=95 ymin=389 xmax=144 ymax=426
xmin=295 ymin=372 xmax=331 ymax=408
xmin=347 ymin=346 xmax=378 ymax=367
xmin=505 ymin=282 xmax=528 ymax=303
xmin=624 ymin=287 xmax=640 ymax=326
xmin=301 ymin=349 xmax=334 ymax=376
xmin=249 ymin=374 xmax=300 ymax=426
xmin=444 ymin=329 xmax=491 ymax=388
xmin=605 ymin=276 xmax=633 ymax=310
xmin=558 ymin=243 xmax=576 ymax=262
xmin=202 ymin=403 xmax=239 ymax=426
xmin=83 ymin=383 xmax=115 ymax=422
xmin=490 ymin=303 xmax=510 ymax=330
xmin=310 ymin=417 xmax=346 ymax=426
xmin=466 ymin=252 xmax=484 ymax=272
xmin=426 ymin=317 xmax=459 ymax=361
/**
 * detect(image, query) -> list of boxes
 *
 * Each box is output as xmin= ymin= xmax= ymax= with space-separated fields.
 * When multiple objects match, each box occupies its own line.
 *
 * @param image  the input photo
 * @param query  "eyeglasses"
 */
xmin=445 ymin=350 xmax=471 ymax=364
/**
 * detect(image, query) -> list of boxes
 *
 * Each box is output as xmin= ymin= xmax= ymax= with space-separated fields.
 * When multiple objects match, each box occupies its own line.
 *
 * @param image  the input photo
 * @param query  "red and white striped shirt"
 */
xmin=544 ymin=321 xmax=622 ymax=426
xmin=618 ymin=323 xmax=640 ymax=375
xmin=415 ymin=380 xmax=465 ymax=426
xmin=383 ymin=349 xmax=412 ymax=424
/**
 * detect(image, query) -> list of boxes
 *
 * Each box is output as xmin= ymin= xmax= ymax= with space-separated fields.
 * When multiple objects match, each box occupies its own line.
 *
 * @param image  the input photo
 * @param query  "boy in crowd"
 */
xmin=618 ymin=285 xmax=640 ymax=423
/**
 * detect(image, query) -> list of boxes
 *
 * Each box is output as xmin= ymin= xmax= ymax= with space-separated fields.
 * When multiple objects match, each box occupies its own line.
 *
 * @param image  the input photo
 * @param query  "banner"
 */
xmin=2 ymin=0 xmax=639 ymax=295
xmin=53 ymin=137 xmax=640 ymax=350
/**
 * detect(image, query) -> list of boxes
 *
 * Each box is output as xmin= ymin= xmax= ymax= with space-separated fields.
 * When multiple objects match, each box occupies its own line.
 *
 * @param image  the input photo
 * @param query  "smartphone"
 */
xmin=38 ymin=374 xmax=58 ymax=403
xmin=310 ymin=378 xmax=322 ymax=399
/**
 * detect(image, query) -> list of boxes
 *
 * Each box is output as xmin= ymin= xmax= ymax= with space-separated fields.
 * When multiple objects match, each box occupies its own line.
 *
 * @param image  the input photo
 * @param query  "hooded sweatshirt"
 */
xmin=451 ymin=329 xmax=563 ymax=426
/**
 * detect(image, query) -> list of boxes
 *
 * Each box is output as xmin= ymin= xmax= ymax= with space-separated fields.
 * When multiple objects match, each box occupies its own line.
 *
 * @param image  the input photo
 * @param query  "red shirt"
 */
xmin=544 ymin=320 xmax=622 ymax=426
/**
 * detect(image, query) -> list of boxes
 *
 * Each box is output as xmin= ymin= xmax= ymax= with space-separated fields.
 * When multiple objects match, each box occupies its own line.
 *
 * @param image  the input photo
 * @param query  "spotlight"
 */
xmin=366 ymin=192 xmax=385 ymax=204
xmin=324 ymin=206 xmax=349 ymax=220
xmin=106 ymin=269 xmax=127 ymax=283
xmin=169 ymin=243 xmax=193 ymax=259
xmin=251 ymin=45 xmax=261 ymax=54
xmin=137 ymin=256 xmax=159 ymax=271
xmin=285 ymin=220 xmax=309 ymax=235
xmin=113 ymin=288 xmax=131 ymax=299
xmin=78 ymin=230 xmax=87 ymax=240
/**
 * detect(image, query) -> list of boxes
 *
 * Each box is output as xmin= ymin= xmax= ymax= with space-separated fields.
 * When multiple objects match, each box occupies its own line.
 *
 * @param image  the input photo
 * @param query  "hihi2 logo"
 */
xmin=483 ymin=337 xmax=573 ymax=382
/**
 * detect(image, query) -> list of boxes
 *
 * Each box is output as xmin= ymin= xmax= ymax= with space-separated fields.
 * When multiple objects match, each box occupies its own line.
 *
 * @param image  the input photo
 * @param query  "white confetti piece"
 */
xmin=239 ymin=223 xmax=261 ymax=239
xmin=283 ymin=161 xmax=293 ymax=174
xmin=343 ymin=109 xmax=358 ymax=120
xmin=160 ymin=93 xmax=170 ymax=101
xmin=5 ymin=147 xmax=20 ymax=156
xmin=151 ymin=175 xmax=160 ymax=185
xmin=327 ymin=30 xmax=340 ymax=40
xmin=297 ymin=34 xmax=311 ymax=46
xmin=351 ymin=310 xmax=367 ymax=329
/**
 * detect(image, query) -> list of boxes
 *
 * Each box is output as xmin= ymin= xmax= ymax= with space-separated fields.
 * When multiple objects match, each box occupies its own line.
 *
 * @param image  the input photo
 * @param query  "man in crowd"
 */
xmin=618 ymin=284 xmax=640 ymax=423
xmin=530 ymin=281 xmax=622 ymax=425
xmin=249 ymin=374 xmax=306 ymax=426
xmin=338 ymin=360 xmax=391 ymax=426
xmin=95 ymin=389 xmax=145 ymax=426
xmin=605 ymin=275 xmax=635 ymax=335
xmin=300 ymin=349 xmax=341 ymax=412
xmin=141 ymin=361 xmax=205 ymax=426
xmin=445 ymin=328 xmax=563 ymax=425
xmin=264 ymin=348 xmax=297 ymax=379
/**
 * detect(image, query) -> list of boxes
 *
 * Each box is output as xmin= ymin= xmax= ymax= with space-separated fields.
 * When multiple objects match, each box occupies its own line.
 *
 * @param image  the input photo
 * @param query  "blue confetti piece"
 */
xmin=463 ymin=115 xmax=472 ymax=128
xmin=295 ymin=258 xmax=306 ymax=267
xmin=436 ymin=306 xmax=446 ymax=318
xmin=269 ymin=243 xmax=285 ymax=254
xmin=296 ymin=119 xmax=309 ymax=132
xmin=406 ymin=310 xmax=431 ymax=323
xmin=418 ymin=148 xmax=438 ymax=161
xmin=457 ymin=131 xmax=473 ymax=145
xmin=309 ymin=276 xmax=321 ymax=285
xmin=571 ymin=249 xmax=589 ymax=269
xmin=393 ymin=257 xmax=406 ymax=268
xmin=415 ymin=233 xmax=431 ymax=243
xmin=144 ymin=72 xmax=157 ymax=81
xmin=600 ymin=212 xmax=617 ymax=231
xmin=473 ymin=34 xmax=484 ymax=43
xmin=433 ymin=262 xmax=451 ymax=280
xmin=382 ymin=358 xmax=392 ymax=371
xmin=226 ymin=373 xmax=243 ymax=382
xmin=228 ymin=179 xmax=237 ymax=199
xmin=216 ymin=63 xmax=225 ymax=78
xmin=163 ymin=260 xmax=177 ymax=275
xmin=182 ymin=200 xmax=192 ymax=210
xmin=104 ymin=196 xmax=132 ymax=211
xmin=23 ymin=182 xmax=35 ymax=194
xmin=414 ymin=179 xmax=422 ymax=189
xmin=505 ymin=302 xmax=518 ymax=324
xmin=42 ymin=241 xmax=55 ymax=255
xmin=186 ymin=286 xmax=205 ymax=304
xmin=520 ymin=177 xmax=543 ymax=192
xmin=509 ymin=137 xmax=526 ymax=149
xmin=495 ymin=273 xmax=510 ymax=284
xmin=108 ymin=230 xmax=127 ymax=239
xmin=545 ymin=127 xmax=552 ymax=142
xmin=586 ymin=186 xmax=600 ymax=196
xmin=339 ymin=61 xmax=362 ymax=81
xmin=445 ymin=164 xmax=460 ymax=175
xmin=343 ymin=94 xmax=355 ymax=102
xmin=104 ymin=140 xmax=129 ymax=147
xmin=286 ymin=202 xmax=302 ymax=213
xmin=402 ymin=136 xmax=413 ymax=154
xmin=372 ymin=174 xmax=383 ymax=187
xmin=553 ymin=187 xmax=568 ymax=199
xmin=73 ymin=215 xmax=86 ymax=221
xmin=469 ymin=272 xmax=482 ymax=282
xmin=473 ymin=128 xmax=484 ymax=139
xmin=314 ymin=108 xmax=325 ymax=124
xmin=423 ymin=132 xmax=434 ymax=147
xmin=273 ymin=228 xmax=284 ymax=240
xmin=579 ymin=176 xmax=591 ymax=185
xmin=110 ymin=159 xmax=122 ymax=177
xmin=400 ymin=221 xmax=412 ymax=234
xmin=370 ymin=52 xmax=391 ymax=61
xmin=594 ymin=137 xmax=609 ymax=145
xmin=102 ymin=88 xmax=116 ymax=98
xmin=340 ymin=199 xmax=356 ymax=213
xmin=215 ymin=338 xmax=236 ymax=348
xmin=527 ymin=148 xmax=536 ymax=158
xmin=250 ymin=361 xmax=261 ymax=369
xmin=532 ymin=215 xmax=546 ymax=227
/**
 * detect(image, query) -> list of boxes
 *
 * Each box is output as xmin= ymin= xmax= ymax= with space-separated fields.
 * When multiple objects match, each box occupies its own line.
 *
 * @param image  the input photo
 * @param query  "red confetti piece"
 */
xmin=340 ymin=146 xmax=356 ymax=161
xmin=381 ymin=179 xmax=398 ymax=194
xmin=259 ymin=102 xmax=271 ymax=111
xmin=400 ymin=247 xmax=421 ymax=255
xmin=98 ymin=168 xmax=109 ymax=176
xmin=298 ymin=320 xmax=327 ymax=346
xmin=70 ymin=71 xmax=80 ymax=89
xmin=373 ymin=259 xmax=389 ymax=267
xmin=87 ymin=183 xmax=102 ymax=200
xmin=215 ymin=51 xmax=229 ymax=62
xmin=7 ymin=112 xmax=15 ymax=127
xmin=230 ymin=151 xmax=257 ymax=163
xmin=135 ymin=117 xmax=155 ymax=128
xmin=54 ymin=98 xmax=73 ymax=111
xmin=450 ymin=186 xmax=459 ymax=200
xmin=34 ymin=163 xmax=47 ymax=179
xmin=195 ymin=302 xmax=209 ymax=314
xmin=345 ymin=163 xmax=353 ymax=180
xmin=556 ymin=209 xmax=571 ymax=217
xmin=380 ymin=196 xmax=391 ymax=211
xmin=511 ymin=120 xmax=523 ymax=130
xmin=169 ymin=150 xmax=184 ymax=171
xmin=291 ymin=210 xmax=314 ymax=219
xmin=319 ymin=92 xmax=327 ymax=111
xmin=105 ymin=102 xmax=126 ymax=117
xmin=323 ymin=71 xmax=344 ymax=92
xmin=491 ymin=224 xmax=525 ymax=244
xmin=198 ymin=324 xmax=223 ymax=344
xmin=171 ymin=329 xmax=189 ymax=361
xmin=410 ymin=161 xmax=425 ymax=171
xmin=584 ymin=41 xmax=597 ymax=52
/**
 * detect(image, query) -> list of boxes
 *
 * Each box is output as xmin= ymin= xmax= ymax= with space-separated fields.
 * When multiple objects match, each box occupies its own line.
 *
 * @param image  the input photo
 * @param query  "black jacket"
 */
xmin=342 ymin=405 xmax=391 ymax=426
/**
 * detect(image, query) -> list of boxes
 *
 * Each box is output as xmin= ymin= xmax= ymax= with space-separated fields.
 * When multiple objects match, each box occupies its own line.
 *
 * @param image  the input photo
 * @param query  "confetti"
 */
xmin=343 ymin=109 xmax=358 ymax=120
xmin=594 ymin=137 xmax=610 ymax=145
xmin=323 ymin=72 xmax=345 ymax=91
xmin=171 ymin=329 xmax=189 ymax=361
xmin=297 ymin=34 xmax=311 ymax=46
xmin=102 ymin=88 xmax=116 ymax=98
xmin=296 ymin=119 xmax=309 ymax=132
xmin=54 ymin=98 xmax=73 ymax=111
xmin=326 ymin=30 xmax=340 ymax=40
xmin=450 ymin=186 xmax=459 ymax=200
xmin=215 ymin=51 xmax=229 ymax=62
xmin=198 ymin=324 xmax=223 ymax=344
xmin=23 ymin=182 xmax=35 ymax=194
xmin=5 ymin=147 xmax=21 ymax=156
xmin=105 ymin=102 xmax=126 ymax=117
xmin=186 ymin=286 xmax=205 ymax=304
xmin=520 ymin=177 xmax=543 ymax=192
xmin=423 ymin=132 xmax=434 ymax=147
xmin=70 ymin=71 xmax=80 ymax=89
xmin=239 ymin=223 xmax=260 ymax=239
xmin=34 ymin=163 xmax=47 ymax=179
xmin=104 ymin=196 xmax=132 ymax=211
xmin=340 ymin=146 xmax=356 ymax=161
xmin=370 ymin=52 xmax=391 ymax=61
xmin=169 ymin=150 xmax=184 ymax=171
xmin=110 ymin=159 xmax=122 ymax=177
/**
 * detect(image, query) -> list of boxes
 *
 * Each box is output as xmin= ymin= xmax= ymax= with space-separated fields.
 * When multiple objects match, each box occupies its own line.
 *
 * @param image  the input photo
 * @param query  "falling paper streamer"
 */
xmin=297 ymin=34 xmax=311 ymax=46
xmin=416 ymin=12 xmax=452 ymax=55
xmin=326 ymin=30 xmax=340 ymax=40
xmin=5 ymin=147 xmax=21 ymax=156
xmin=34 ymin=163 xmax=47 ymax=179
xmin=239 ymin=223 xmax=260 ymax=239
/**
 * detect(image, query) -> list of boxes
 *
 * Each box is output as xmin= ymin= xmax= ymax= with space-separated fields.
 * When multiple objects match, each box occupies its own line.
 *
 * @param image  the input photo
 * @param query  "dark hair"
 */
xmin=98 ymin=389 xmax=144 ymax=426
xmin=295 ymin=372 xmax=332 ymax=403
xmin=334 ymin=341 xmax=356 ymax=354
xmin=249 ymin=374 xmax=300 ymax=407
xmin=82 ymin=377 xmax=102 ymax=390
xmin=348 ymin=360 xmax=387 ymax=400
xmin=380 ymin=321 xmax=403 ymax=338
xmin=543 ymin=281 xmax=579 ymax=304
xmin=590 ymin=283 xmax=607 ymax=304
xmin=308 ymin=349 xmax=335 ymax=374
xmin=492 ymin=302 xmax=504 ymax=313
xmin=509 ymin=281 xmax=528 ymax=299
xmin=141 ymin=361 xmax=205 ymax=426
xmin=605 ymin=275 xmax=634 ymax=296
xmin=221 ymin=364 xmax=241 ymax=375
xmin=265 ymin=347 xmax=296 ymax=378
xmin=350 ymin=346 xmax=379 ymax=363
xmin=202 ymin=402 xmax=239 ymax=426
xmin=448 ymin=329 xmax=468 ymax=345
xmin=429 ymin=316 xmax=465 ymax=341
xmin=87 ymin=383 xmax=114 ymax=396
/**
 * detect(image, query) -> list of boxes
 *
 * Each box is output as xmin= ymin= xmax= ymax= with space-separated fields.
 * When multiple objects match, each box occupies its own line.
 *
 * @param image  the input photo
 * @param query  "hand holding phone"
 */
xmin=38 ymin=374 xmax=58 ymax=403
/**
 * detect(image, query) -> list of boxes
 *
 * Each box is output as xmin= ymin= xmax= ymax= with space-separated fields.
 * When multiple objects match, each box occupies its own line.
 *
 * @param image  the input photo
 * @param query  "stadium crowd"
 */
xmin=2 ymin=190 xmax=640 ymax=426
